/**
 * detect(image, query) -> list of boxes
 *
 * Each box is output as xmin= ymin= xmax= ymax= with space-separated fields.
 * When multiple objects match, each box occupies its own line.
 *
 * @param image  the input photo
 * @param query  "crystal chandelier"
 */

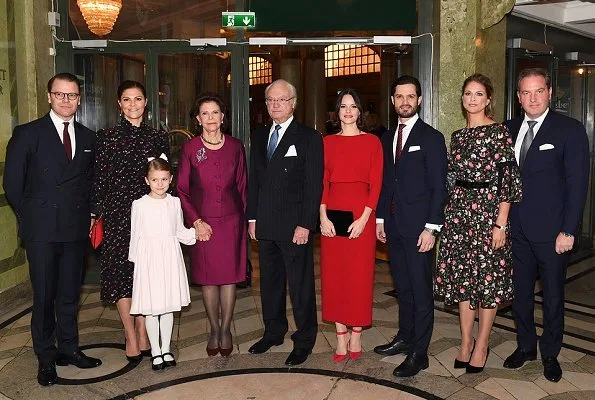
xmin=77 ymin=0 xmax=122 ymax=37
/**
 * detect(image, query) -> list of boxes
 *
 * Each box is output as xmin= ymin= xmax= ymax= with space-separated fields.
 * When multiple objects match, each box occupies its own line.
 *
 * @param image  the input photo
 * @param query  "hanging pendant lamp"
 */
xmin=77 ymin=0 xmax=122 ymax=37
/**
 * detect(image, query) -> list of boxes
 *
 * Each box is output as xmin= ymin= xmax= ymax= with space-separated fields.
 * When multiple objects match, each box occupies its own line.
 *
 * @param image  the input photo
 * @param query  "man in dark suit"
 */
xmin=503 ymin=68 xmax=589 ymax=382
xmin=3 ymin=73 xmax=101 ymax=386
xmin=374 ymin=75 xmax=447 ymax=377
xmin=247 ymin=79 xmax=323 ymax=366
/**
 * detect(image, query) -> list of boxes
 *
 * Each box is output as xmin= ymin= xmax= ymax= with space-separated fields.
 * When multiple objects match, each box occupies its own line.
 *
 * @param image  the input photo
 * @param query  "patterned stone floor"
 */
xmin=0 ymin=244 xmax=593 ymax=400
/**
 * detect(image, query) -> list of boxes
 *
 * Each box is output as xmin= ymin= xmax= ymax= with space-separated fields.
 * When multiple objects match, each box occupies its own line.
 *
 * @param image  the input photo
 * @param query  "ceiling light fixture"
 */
xmin=77 ymin=0 xmax=122 ymax=37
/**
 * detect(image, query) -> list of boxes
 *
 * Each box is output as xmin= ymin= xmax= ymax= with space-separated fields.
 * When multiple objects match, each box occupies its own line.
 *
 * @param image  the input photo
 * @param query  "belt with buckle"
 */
xmin=455 ymin=179 xmax=490 ymax=189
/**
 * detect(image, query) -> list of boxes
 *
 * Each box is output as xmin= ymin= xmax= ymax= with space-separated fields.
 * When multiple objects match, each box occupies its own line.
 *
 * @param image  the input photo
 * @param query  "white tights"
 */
xmin=145 ymin=313 xmax=174 ymax=364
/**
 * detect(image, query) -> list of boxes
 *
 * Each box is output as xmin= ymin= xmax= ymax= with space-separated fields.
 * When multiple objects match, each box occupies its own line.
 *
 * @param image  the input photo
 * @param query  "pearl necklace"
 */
xmin=201 ymin=133 xmax=224 ymax=145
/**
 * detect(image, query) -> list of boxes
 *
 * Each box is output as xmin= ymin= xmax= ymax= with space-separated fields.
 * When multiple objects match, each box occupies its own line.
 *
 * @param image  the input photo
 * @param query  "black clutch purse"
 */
xmin=326 ymin=209 xmax=354 ymax=237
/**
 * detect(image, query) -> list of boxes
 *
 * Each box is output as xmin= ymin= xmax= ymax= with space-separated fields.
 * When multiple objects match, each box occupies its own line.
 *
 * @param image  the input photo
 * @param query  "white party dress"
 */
xmin=129 ymin=194 xmax=196 ymax=316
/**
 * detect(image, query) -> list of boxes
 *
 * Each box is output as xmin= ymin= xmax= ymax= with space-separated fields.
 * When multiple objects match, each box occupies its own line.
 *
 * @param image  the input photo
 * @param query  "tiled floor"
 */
xmin=0 ymin=245 xmax=593 ymax=400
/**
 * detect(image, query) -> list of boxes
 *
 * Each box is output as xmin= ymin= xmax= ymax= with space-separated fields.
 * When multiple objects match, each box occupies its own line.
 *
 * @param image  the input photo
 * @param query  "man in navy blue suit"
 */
xmin=503 ymin=68 xmax=589 ymax=382
xmin=3 ymin=73 xmax=101 ymax=386
xmin=374 ymin=75 xmax=447 ymax=377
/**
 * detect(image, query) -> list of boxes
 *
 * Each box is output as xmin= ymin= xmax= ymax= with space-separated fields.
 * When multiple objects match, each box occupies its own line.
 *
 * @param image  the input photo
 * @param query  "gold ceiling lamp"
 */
xmin=77 ymin=0 xmax=123 ymax=37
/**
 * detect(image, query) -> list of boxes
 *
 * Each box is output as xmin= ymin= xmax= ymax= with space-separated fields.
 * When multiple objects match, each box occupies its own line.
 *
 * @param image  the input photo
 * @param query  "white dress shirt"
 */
xmin=377 ymin=113 xmax=441 ymax=232
xmin=514 ymin=108 xmax=549 ymax=166
xmin=49 ymin=109 xmax=76 ymax=156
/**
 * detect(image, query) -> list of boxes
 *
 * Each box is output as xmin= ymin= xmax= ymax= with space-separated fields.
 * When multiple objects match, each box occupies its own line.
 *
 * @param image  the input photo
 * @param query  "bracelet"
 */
xmin=195 ymin=218 xmax=203 ymax=225
xmin=561 ymin=231 xmax=573 ymax=238
xmin=493 ymin=223 xmax=507 ymax=231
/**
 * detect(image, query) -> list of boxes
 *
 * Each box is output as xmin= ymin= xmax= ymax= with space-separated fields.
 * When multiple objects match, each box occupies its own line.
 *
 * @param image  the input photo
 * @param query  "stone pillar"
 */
xmin=380 ymin=51 xmax=397 ymax=129
xmin=303 ymin=47 xmax=326 ymax=132
xmin=1 ymin=0 xmax=53 ymax=301
xmin=437 ymin=0 xmax=515 ymax=142
xmin=278 ymin=47 xmax=303 ymax=122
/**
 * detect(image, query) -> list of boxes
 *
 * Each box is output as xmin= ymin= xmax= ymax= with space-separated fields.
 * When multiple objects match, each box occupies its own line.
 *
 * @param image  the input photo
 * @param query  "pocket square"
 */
xmin=84 ymin=149 xmax=92 ymax=153
xmin=408 ymin=145 xmax=421 ymax=152
xmin=284 ymin=145 xmax=297 ymax=157
xmin=539 ymin=144 xmax=554 ymax=151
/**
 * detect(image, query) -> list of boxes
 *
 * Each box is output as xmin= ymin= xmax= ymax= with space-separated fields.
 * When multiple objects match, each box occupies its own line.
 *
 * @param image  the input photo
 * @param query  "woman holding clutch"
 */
xmin=319 ymin=88 xmax=383 ymax=362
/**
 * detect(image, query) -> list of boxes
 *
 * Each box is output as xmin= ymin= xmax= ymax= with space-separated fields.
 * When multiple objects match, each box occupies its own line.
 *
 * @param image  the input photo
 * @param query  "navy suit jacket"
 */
xmin=247 ymin=119 xmax=324 ymax=241
xmin=505 ymin=110 xmax=589 ymax=242
xmin=3 ymin=113 xmax=96 ymax=242
xmin=377 ymin=118 xmax=448 ymax=238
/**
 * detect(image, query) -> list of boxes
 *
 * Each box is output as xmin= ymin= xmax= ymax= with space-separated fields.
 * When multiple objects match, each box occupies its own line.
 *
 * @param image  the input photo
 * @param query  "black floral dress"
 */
xmin=91 ymin=118 xmax=169 ymax=303
xmin=434 ymin=123 xmax=522 ymax=309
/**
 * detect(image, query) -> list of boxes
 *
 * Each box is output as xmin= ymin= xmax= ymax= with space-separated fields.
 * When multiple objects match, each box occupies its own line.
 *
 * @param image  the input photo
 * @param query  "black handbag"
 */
xmin=325 ymin=209 xmax=354 ymax=237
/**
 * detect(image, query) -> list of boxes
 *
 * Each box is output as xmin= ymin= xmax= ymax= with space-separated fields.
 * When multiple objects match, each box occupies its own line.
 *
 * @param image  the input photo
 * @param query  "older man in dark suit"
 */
xmin=374 ymin=75 xmax=447 ymax=377
xmin=247 ymin=79 xmax=323 ymax=366
xmin=3 ymin=73 xmax=100 ymax=386
xmin=503 ymin=68 xmax=589 ymax=382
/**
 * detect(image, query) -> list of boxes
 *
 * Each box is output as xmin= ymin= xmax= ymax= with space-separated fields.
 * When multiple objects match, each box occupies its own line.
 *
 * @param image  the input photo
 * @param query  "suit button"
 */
xmin=216 ymin=186 xmax=221 ymax=191
xmin=53 ymin=204 xmax=58 ymax=208
xmin=56 ymin=185 xmax=61 ymax=189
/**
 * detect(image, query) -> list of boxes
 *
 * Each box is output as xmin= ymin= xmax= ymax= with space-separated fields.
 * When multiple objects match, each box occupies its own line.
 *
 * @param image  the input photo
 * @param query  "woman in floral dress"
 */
xmin=435 ymin=74 xmax=522 ymax=373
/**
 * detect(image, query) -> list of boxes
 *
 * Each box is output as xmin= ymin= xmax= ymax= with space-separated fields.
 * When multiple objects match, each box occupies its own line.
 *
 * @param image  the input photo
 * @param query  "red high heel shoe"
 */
xmin=333 ymin=331 xmax=350 ymax=363
xmin=348 ymin=328 xmax=363 ymax=360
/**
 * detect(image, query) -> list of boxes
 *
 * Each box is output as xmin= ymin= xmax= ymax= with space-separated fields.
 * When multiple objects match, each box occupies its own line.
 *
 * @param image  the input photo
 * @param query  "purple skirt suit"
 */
xmin=176 ymin=135 xmax=247 ymax=285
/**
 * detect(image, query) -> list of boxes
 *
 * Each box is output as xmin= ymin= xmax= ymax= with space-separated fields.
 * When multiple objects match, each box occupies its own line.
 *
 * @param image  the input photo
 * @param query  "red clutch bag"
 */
xmin=90 ymin=217 xmax=104 ymax=249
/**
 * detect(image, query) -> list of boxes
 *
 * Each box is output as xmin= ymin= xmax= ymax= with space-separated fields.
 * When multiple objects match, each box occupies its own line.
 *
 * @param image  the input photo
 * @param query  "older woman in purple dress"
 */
xmin=176 ymin=94 xmax=247 ymax=357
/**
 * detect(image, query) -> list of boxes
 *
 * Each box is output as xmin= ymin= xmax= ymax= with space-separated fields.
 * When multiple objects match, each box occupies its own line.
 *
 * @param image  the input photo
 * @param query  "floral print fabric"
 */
xmin=435 ymin=123 xmax=522 ymax=309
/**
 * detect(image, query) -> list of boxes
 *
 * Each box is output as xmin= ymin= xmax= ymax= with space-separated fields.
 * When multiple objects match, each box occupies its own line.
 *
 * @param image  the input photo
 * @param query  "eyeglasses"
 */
xmin=51 ymin=92 xmax=80 ymax=101
xmin=265 ymin=97 xmax=294 ymax=105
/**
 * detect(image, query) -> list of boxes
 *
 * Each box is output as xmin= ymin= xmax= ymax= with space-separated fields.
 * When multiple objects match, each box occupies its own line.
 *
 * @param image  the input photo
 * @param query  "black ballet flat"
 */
xmin=140 ymin=349 xmax=152 ymax=358
xmin=151 ymin=355 xmax=165 ymax=371
xmin=126 ymin=353 xmax=143 ymax=364
xmin=162 ymin=352 xmax=177 ymax=368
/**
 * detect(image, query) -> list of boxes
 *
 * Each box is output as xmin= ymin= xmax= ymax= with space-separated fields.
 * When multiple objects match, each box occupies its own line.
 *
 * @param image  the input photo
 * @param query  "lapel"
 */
xmin=268 ymin=119 xmax=297 ymax=165
xmin=508 ymin=117 xmax=523 ymax=142
xmin=397 ymin=118 xmax=423 ymax=172
xmin=61 ymin=122 xmax=87 ymax=181
xmin=523 ymin=111 xmax=555 ymax=173
xmin=41 ymin=114 xmax=70 ymax=178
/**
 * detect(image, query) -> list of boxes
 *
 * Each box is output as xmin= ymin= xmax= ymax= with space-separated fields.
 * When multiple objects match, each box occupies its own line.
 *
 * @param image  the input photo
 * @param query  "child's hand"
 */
xmin=195 ymin=220 xmax=213 ymax=242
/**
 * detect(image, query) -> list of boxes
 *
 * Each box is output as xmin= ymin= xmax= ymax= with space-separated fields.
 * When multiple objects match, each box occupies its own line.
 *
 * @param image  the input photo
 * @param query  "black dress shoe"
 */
xmin=126 ymin=353 xmax=143 ymax=364
xmin=151 ymin=355 xmax=165 ymax=371
xmin=454 ymin=339 xmax=475 ymax=369
xmin=542 ymin=356 xmax=562 ymax=382
xmin=285 ymin=348 xmax=312 ymax=366
xmin=248 ymin=338 xmax=284 ymax=354
xmin=392 ymin=353 xmax=429 ymax=377
xmin=466 ymin=347 xmax=489 ymax=374
xmin=56 ymin=350 xmax=102 ymax=369
xmin=37 ymin=362 xmax=57 ymax=386
xmin=162 ymin=352 xmax=177 ymax=368
xmin=373 ymin=337 xmax=409 ymax=356
xmin=140 ymin=349 xmax=152 ymax=358
xmin=503 ymin=347 xmax=537 ymax=369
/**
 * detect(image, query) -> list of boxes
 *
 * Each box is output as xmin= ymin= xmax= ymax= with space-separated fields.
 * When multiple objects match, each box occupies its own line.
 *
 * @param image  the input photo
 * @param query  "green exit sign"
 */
xmin=222 ymin=12 xmax=256 ymax=28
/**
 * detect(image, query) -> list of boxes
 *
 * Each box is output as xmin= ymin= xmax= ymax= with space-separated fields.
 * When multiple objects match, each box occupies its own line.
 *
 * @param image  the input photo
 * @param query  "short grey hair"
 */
xmin=265 ymin=79 xmax=298 ymax=108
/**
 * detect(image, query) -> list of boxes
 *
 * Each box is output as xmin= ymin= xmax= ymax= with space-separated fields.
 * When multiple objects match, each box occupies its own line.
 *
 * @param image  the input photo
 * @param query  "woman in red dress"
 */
xmin=320 ymin=89 xmax=383 ymax=362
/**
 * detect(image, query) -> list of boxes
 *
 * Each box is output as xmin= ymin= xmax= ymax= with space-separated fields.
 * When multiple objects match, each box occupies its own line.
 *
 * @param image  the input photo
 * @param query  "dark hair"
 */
xmin=47 ymin=72 xmax=80 ymax=93
xmin=189 ymin=93 xmax=227 ymax=134
xmin=117 ymin=80 xmax=146 ymax=99
xmin=145 ymin=157 xmax=171 ymax=177
xmin=390 ymin=75 xmax=422 ymax=97
xmin=461 ymin=73 xmax=495 ymax=119
xmin=517 ymin=68 xmax=551 ymax=90
xmin=334 ymin=88 xmax=364 ymax=130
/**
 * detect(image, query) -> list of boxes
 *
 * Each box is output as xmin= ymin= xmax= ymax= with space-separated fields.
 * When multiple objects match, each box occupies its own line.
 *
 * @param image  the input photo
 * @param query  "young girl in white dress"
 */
xmin=129 ymin=154 xmax=196 ymax=370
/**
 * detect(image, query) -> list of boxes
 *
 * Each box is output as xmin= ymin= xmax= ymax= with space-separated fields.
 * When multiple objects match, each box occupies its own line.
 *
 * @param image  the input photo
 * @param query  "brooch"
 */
xmin=196 ymin=148 xmax=207 ymax=163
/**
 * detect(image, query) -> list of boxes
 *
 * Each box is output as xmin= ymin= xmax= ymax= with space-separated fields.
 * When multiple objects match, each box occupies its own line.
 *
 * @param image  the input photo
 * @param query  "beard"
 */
xmin=396 ymin=104 xmax=418 ymax=119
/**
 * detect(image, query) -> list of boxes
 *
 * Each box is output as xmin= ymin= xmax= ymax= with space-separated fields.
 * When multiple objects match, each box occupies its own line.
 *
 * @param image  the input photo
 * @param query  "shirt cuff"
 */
xmin=248 ymin=219 xmax=256 ymax=223
xmin=376 ymin=218 xmax=384 ymax=223
xmin=425 ymin=223 xmax=442 ymax=231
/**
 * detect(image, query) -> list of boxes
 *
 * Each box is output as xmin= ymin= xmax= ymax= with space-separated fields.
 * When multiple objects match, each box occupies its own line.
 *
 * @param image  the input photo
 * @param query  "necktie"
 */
xmin=63 ymin=122 xmax=72 ymax=161
xmin=519 ymin=120 xmax=536 ymax=169
xmin=395 ymin=123 xmax=406 ymax=164
xmin=267 ymin=124 xmax=281 ymax=160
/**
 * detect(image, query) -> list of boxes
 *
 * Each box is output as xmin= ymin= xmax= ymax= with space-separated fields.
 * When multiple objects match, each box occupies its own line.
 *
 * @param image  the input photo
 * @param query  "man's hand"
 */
xmin=555 ymin=233 xmax=574 ymax=254
xmin=376 ymin=223 xmax=386 ymax=243
xmin=248 ymin=221 xmax=257 ymax=241
xmin=417 ymin=229 xmax=435 ymax=252
xmin=292 ymin=226 xmax=310 ymax=245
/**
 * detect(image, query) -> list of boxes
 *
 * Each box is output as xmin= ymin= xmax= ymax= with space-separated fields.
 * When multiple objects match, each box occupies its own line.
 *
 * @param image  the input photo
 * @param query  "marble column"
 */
xmin=437 ymin=0 xmax=515 ymax=142
xmin=303 ymin=47 xmax=326 ymax=132
xmin=278 ymin=47 xmax=304 ymax=122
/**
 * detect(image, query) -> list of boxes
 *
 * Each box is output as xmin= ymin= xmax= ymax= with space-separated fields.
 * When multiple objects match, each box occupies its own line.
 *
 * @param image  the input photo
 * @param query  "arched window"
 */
xmin=249 ymin=56 xmax=272 ymax=85
xmin=325 ymin=45 xmax=380 ymax=77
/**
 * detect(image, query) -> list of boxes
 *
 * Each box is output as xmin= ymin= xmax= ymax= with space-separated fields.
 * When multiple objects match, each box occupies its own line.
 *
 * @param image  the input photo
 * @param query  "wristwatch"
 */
xmin=424 ymin=227 xmax=439 ymax=237
xmin=561 ymin=231 xmax=574 ymax=238
xmin=493 ymin=223 xmax=507 ymax=231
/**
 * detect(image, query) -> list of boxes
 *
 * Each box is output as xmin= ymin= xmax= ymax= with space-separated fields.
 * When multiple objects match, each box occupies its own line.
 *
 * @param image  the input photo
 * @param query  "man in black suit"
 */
xmin=503 ymin=68 xmax=589 ymax=382
xmin=247 ymin=79 xmax=323 ymax=366
xmin=374 ymin=75 xmax=447 ymax=377
xmin=3 ymin=73 xmax=101 ymax=386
